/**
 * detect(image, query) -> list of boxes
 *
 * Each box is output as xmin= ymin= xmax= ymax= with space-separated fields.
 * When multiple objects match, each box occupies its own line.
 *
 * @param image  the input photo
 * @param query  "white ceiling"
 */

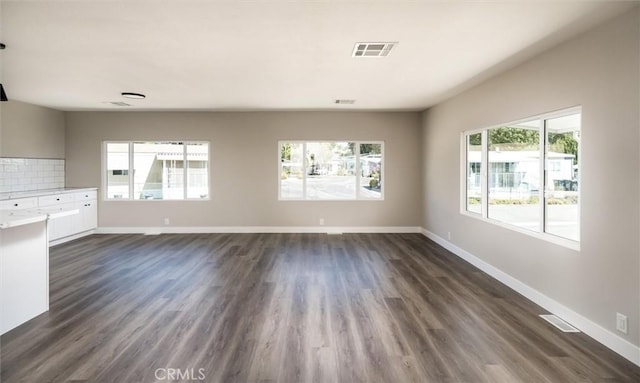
xmin=0 ymin=1 xmax=636 ymax=111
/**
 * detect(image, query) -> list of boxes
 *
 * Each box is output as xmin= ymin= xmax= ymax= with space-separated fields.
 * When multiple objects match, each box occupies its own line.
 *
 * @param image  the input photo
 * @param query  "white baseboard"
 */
xmin=96 ymin=226 xmax=422 ymax=235
xmin=420 ymin=228 xmax=640 ymax=367
xmin=49 ymin=230 xmax=95 ymax=247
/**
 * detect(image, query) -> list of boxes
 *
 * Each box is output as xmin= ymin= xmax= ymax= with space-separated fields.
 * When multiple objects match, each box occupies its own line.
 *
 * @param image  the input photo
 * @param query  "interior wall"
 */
xmin=421 ymin=8 xmax=639 ymax=347
xmin=65 ymin=111 xmax=422 ymax=228
xmin=0 ymin=100 xmax=65 ymax=158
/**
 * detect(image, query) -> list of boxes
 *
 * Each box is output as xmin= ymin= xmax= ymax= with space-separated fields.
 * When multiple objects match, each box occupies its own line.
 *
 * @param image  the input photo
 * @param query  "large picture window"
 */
xmin=279 ymin=141 xmax=383 ymax=200
xmin=462 ymin=108 xmax=580 ymax=245
xmin=105 ymin=141 xmax=209 ymax=200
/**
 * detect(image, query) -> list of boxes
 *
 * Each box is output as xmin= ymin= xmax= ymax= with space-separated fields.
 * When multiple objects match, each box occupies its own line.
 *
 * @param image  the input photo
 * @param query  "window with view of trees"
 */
xmin=279 ymin=141 xmax=383 ymax=200
xmin=463 ymin=108 xmax=580 ymax=244
xmin=105 ymin=141 xmax=209 ymax=200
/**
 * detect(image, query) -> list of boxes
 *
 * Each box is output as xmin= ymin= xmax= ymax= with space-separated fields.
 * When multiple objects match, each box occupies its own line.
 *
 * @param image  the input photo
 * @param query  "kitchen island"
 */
xmin=0 ymin=207 xmax=77 ymax=335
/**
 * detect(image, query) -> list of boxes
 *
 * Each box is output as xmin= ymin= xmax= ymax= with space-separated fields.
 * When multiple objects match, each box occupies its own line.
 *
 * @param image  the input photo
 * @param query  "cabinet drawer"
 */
xmin=75 ymin=190 xmax=97 ymax=201
xmin=38 ymin=193 xmax=74 ymax=207
xmin=0 ymin=197 xmax=38 ymax=210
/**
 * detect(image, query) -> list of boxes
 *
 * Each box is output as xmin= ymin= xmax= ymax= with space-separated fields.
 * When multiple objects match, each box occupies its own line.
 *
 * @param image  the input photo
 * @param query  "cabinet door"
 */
xmin=50 ymin=203 xmax=75 ymax=240
xmin=72 ymin=201 xmax=85 ymax=234
xmin=82 ymin=200 xmax=98 ymax=231
xmin=48 ymin=217 xmax=59 ymax=240
xmin=73 ymin=200 xmax=97 ymax=233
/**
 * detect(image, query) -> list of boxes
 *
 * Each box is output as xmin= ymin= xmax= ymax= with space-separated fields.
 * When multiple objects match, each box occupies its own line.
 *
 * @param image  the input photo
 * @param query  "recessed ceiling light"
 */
xmin=121 ymin=92 xmax=145 ymax=99
xmin=352 ymin=42 xmax=397 ymax=58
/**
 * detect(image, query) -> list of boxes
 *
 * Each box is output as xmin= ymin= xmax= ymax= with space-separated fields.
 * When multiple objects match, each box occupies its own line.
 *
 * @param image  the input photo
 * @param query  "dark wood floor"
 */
xmin=1 ymin=233 xmax=638 ymax=382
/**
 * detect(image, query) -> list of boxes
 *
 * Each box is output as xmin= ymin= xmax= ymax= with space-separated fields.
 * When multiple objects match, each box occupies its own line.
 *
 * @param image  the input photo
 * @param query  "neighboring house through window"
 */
xmin=462 ymin=107 xmax=580 ymax=247
xmin=279 ymin=141 xmax=384 ymax=200
xmin=104 ymin=141 xmax=209 ymax=200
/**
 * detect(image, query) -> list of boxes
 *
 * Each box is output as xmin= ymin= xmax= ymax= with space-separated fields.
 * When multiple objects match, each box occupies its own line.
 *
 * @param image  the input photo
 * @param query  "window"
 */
xmin=104 ymin=141 xmax=209 ymax=200
xmin=544 ymin=114 xmax=580 ymax=241
xmin=466 ymin=132 xmax=482 ymax=214
xmin=488 ymin=120 xmax=541 ymax=232
xmin=106 ymin=143 xmax=130 ymax=199
xmin=462 ymin=108 xmax=580 ymax=245
xmin=279 ymin=141 xmax=383 ymax=200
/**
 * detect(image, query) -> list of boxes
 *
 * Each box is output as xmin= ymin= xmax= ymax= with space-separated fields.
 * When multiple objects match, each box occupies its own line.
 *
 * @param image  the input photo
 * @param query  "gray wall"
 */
xmin=421 ymin=9 xmax=639 ymax=346
xmin=65 ymin=111 xmax=422 ymax=228
xmin=0 ymin=100 xmax=66 ymax=158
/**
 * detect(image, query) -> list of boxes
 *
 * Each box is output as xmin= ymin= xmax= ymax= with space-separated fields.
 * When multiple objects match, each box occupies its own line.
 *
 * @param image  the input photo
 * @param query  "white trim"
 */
xmin=480 ymin=130 xmax=488 ymax=217
xmin=49 ymin=230 xmax=95 ymax=246
xmin=459 ymin=210 xmax=580 ymax=251
xmin=96 ymin=226 xmax=421 ymax=235
xmin=420 ymin=228 xmax=640 ymax=367
xmin=460 ymin=132 xmax=466 ymax=214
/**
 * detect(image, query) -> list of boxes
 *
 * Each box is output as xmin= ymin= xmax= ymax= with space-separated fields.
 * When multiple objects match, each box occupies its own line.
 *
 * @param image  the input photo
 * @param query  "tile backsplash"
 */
xmin=0 ymin=158 xmax=65 ymax=193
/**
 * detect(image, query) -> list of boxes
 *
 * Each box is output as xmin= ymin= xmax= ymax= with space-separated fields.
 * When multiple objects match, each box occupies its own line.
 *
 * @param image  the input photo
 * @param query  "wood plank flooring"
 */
xmin=1 ymin=233 xmax=638 ymax=382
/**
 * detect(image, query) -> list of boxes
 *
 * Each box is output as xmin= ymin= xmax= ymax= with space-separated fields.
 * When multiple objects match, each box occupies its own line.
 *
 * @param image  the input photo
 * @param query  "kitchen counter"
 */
xmin=0 ymin=209 xmax=48 ymax=229
xmin=0 ymin=188 xmax=98 ymax=244
xmin=0 ymin=187 xmax=97 ymax=201
xmin=1 ymin=203 xmax=79 ymax=335
xmin=0 ymin=207 xmax=79 ymax=229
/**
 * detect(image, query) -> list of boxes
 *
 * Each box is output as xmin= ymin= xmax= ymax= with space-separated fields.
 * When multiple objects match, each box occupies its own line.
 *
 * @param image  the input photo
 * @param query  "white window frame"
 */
xmin=102 ymin=140 xmax=210 ymax=201
xmin=278 ymin=140 xmax=385 ymax=201
xmin=460 ymin=107 xmax=581 ymax=250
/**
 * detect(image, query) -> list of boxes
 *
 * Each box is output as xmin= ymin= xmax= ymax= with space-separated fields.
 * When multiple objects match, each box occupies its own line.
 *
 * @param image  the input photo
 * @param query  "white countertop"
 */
xmin=0 ymin=210 xmax=48 ymax=229
xmin=0 ymin=207 xmax=79 ymax=229
xmin=0 ymin=187 xmax=98 ymax=201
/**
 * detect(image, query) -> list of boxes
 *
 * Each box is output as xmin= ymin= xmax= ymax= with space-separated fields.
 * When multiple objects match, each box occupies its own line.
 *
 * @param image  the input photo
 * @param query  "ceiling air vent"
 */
xmin=335 ymin=99 xmax=356 ymax=105
xmin=106 ymin=101 xmax=132 ymax=107
xmin=352 ymin=42 xmax=397 ymax=58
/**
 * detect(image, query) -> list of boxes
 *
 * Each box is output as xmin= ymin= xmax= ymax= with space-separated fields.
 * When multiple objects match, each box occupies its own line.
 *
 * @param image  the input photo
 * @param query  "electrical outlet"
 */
xmin=616 ymin=313 xmax=628 ymax=334
xmin=447 ymin=231 xmax=451 ymax=240
xmin=164 ymin=218 xmax=170 ymax=226
xmin=319 ymin=218 xmax=325 ymax=226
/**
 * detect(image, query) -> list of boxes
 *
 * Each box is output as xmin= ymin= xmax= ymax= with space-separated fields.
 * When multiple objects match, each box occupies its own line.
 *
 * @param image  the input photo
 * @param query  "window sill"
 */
xmin=460 ymin=210 xmax=580 ymax=251
xmin=278 ymin=198 xmax=384 ymax=202
xmin=104 ymin=199 xmax=211 ymax=202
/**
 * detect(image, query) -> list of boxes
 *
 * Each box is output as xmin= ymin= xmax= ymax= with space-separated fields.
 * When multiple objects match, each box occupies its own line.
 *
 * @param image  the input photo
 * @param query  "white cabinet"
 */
xmin=72 ymin=191 xmax=98 ymax=235
xmin=0 ymin=197 xmax=38 ymax=210
xmin=48 ymin=203 xmax=76 ymax=240
xmin=0 ymin=219 xmax=49 ymax=335
xmin=1 ymin=189 xmax=97 ymax=244
xmin=73 ymin=200 xmax=97 ymax=233
xmin=38 ymin=194 xmax=74 ymax=207
xmin=38 ymin=194 xmax=76 ymax=240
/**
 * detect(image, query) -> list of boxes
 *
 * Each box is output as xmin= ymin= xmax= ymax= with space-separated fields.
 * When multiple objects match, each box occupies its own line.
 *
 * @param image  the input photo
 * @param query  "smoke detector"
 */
xmin=352 ymin=42 xmax=397 ymax=58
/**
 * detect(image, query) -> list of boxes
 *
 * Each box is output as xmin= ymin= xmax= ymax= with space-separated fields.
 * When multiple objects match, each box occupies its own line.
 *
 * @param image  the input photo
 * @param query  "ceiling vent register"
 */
xmin=352 ymin=42 xmax=397 ymax=58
